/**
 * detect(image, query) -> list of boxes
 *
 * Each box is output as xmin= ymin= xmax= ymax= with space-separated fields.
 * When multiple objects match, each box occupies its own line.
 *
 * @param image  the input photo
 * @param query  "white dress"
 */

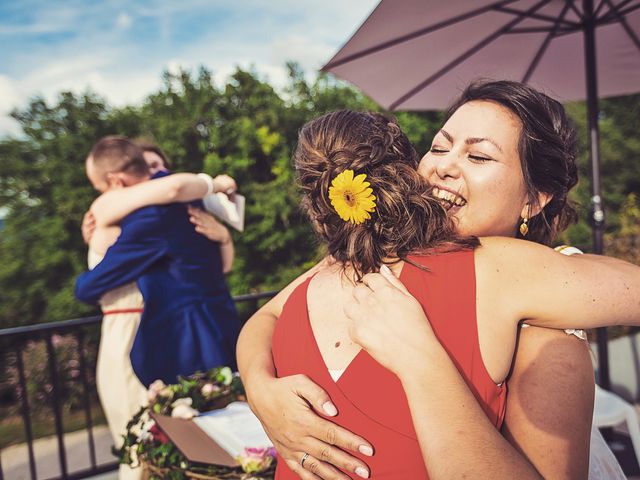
xmin=90 ymin=250 xmax=147 ymax=480
xmin=589 ymin=427 xmax=626 ymax=479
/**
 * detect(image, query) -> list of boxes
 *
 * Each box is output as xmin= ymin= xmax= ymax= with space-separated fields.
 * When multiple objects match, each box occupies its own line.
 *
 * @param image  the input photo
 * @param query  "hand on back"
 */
xmin=345 ymin=265 xmax=438 ymax=377
xmin=187 ymin=206 xmax=231 ymax=244
xmin=248 ymin=374 xmax=373 ymax=479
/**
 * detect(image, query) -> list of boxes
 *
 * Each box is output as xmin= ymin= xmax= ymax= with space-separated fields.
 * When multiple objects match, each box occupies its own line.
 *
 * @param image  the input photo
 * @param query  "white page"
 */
xmin=202 ymin=193 xmax=245 ymax=232
xmin=193 ymin=402 xmax=272 ymax=457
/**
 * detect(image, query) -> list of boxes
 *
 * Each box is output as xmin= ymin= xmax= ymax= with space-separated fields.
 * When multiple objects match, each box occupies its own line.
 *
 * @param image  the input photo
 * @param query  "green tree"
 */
xmin=0 ymin=92 xmax=143 ymax=326
xmin=563 ymin=94 xmax=640 ymax=251
xmin=1 ymin=67 xmax=638 ymax=329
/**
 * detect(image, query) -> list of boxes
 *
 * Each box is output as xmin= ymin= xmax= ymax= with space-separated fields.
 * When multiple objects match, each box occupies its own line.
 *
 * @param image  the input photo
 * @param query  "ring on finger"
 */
xmin=300 ymin=452 xmax=310 ymax=468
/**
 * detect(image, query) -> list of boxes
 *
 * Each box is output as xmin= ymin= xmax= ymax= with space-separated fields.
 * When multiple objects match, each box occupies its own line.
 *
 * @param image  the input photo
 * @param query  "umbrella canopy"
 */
xmin=324 ymin=0 xmax=640 ymax=110
xmin=323 ymin=0 xmax=640 ymax=390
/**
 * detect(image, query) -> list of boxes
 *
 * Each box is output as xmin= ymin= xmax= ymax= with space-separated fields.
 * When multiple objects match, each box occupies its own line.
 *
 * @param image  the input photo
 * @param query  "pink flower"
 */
xmin=201 ymin=383 xmax=220 ymax=396
xmin=149 ymin=424 xmax=170 ymax=444
xmin=236 ymin=446 xmax=275 ymax=473
xmin=147 ymin=379 xmax=167 ymax=402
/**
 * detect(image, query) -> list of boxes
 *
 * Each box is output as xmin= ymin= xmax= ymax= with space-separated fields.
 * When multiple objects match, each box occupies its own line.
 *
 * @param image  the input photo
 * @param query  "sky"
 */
xmin=0 ymin=0 xmax=379 ymax=138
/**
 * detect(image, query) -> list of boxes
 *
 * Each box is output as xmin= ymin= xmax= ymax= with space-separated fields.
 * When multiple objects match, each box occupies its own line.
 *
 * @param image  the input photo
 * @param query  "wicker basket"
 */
xmin=142 ymin=459 xmax=275 ymax=479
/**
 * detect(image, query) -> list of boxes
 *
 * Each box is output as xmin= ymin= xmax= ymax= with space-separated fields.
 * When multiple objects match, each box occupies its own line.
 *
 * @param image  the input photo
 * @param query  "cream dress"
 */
xmin=90 ymin=250 xmax=147 ymax=480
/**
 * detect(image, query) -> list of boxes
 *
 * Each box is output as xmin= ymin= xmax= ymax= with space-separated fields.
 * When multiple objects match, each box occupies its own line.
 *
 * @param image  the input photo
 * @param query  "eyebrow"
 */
xmin=439 ymin=129 xmax=504 ymax=154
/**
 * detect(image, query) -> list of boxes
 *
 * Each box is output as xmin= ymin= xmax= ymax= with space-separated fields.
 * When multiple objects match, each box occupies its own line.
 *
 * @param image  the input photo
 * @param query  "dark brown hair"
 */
xmin=88 ymin=136 xmax=149 ymax=179
xmin=447 ymin=80 xmax=579 ymax=245
xmin=137 ymin=140 xmax=171 ymax=169
xmin=295 ymin=110 xmax=478 ymax=279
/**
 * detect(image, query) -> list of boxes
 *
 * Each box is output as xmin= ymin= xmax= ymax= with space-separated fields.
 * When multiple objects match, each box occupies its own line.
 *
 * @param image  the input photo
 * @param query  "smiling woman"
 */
xmin=422 ymin=102 xmax=529 ymax=238
xmin=426 ymin=81 xmax=579 ymax=245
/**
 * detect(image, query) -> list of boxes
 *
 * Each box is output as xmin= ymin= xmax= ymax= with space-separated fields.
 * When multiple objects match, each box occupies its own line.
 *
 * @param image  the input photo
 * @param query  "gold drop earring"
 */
xmin=519 ymin=204 xmax=530 ymax=237
xmin=519 ymin=216 xmax=529 ymax=236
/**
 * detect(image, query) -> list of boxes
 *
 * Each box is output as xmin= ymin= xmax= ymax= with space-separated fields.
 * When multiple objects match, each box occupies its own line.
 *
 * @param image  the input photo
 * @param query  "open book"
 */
xmin=202 ymin=193 xmax=245 ymax=232
xmin=193 ymin=402 xmax=272 ymax=458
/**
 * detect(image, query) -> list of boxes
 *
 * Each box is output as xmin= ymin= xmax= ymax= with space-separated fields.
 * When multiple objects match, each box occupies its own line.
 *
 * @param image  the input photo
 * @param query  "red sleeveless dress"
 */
xmin=271 ymin=250 xmax=507 ymax=479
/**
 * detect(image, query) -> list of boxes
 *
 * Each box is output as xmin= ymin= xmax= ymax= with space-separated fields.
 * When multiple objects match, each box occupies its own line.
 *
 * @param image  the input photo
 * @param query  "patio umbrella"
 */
xmin=323 ymin=0 xmax=640 ymax=389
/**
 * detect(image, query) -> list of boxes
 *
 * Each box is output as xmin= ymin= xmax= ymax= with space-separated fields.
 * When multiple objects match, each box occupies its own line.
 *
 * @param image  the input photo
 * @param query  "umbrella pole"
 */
xmin=583 ymin=0 xmax=610 ymax=390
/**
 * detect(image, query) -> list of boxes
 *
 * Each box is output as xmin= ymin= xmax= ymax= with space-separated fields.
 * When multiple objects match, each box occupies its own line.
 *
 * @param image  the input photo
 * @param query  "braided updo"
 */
xmin=295 ymin=110 xmax=478 ymax=279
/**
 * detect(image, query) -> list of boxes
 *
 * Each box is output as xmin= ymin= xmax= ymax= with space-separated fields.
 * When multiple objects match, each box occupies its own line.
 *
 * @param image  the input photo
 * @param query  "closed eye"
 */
xmin=430 ymin=147 xmax=448 ymax=154
xmin=469 ymin=155 xmax=493 ymax=163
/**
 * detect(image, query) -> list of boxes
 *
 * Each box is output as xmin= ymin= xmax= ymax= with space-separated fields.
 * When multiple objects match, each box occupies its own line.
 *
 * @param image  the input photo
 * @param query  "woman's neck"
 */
xmin=327 ymin=257 xmax=404 ymax=284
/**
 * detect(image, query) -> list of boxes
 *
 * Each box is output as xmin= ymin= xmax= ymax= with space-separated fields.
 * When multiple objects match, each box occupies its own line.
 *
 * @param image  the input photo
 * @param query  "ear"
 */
xmin=105 ymin=171 xmax=125 ymax=189
xmin=521 ymin=192 xmax=552 ymax=219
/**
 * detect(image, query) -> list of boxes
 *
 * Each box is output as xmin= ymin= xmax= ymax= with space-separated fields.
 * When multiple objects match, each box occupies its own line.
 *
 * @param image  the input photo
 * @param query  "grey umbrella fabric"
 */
xmin=324 ymin=0 xmax=640 ymax=110
xmin=323 ymin=0 xmax=640 ymax=389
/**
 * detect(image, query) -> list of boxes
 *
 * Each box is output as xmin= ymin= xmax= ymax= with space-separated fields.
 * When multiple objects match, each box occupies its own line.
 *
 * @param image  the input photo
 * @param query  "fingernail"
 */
xmin=322 ymin=401 xmax=338 ymax=416
xmin=355 ymin=466 xmax=370 ymax=478
xmin=358 ymin=444 xmax=373 ymax=456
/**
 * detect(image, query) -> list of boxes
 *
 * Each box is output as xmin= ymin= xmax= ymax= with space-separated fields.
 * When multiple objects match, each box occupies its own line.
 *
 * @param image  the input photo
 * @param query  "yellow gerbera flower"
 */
xmin=328 ymin=169 xmax=376 ymax=225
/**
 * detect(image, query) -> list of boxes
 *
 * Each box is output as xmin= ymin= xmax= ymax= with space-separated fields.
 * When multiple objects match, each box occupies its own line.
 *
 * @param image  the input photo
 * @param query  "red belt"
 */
xmin=102 ymin=308 xmax=144 ymax=316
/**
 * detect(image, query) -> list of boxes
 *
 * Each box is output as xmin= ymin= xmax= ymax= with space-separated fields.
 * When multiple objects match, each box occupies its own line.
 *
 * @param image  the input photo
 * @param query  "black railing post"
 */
xmin=583 ymin=0 xmax=610 ymax=391
xmin=75 ymin=331 xmax=97 ymax=470
xmin=16 ymin=344 xmax=38 ymax=480
xmin=45 ymin=334 xmax=68 ymax=479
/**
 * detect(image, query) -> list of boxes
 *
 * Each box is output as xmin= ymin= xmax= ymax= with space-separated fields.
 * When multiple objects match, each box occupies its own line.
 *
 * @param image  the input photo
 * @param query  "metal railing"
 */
xmin=0 ymin=290 xmax=277 ymax=480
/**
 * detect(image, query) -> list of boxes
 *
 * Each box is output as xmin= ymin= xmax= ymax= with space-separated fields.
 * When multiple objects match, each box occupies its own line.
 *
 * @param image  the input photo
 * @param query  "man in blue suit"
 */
xmin=76 ymin=136 xmax=240 ymax=387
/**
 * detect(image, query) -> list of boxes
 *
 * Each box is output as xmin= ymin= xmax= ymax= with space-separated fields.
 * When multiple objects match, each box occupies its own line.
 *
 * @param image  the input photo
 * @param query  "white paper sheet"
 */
xmin=202 ymin=193 xmax=245 ymax=232
xmin=193 ymin=402 xmax=272 ymax=457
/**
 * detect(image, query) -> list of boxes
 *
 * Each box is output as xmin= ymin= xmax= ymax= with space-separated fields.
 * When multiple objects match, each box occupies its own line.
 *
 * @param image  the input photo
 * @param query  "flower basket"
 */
xmin=141 ymin=459 xmax=276 ymax=480
xmin=117 ymin=367 xmax=276 ymax=480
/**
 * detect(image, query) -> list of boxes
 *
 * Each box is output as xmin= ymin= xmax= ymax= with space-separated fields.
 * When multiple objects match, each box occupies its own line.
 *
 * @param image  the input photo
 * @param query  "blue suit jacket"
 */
xmin=76 ymin=174 xmax=240 ymax=386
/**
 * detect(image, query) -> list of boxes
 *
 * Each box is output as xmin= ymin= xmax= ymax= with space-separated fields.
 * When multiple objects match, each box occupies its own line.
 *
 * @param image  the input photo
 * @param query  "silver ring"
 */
xmin=300 ymin=452 xmax=310 ymax=468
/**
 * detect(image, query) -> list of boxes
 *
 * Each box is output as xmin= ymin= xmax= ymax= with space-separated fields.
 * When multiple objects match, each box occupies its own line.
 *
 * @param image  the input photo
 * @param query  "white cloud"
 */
xmin=116 ymin=12 xmax=133 ymax=30
xmin=166 ymin=59 xmax=185 ymax=77
xmin=0 ymin=75 xmax=25 ymax=137
xmin=0 ymin=75 xmax=23 ymax=112
xmin=0 ymin=4 xmax=79 ymax=35
xmin=27 ymin=54 xmax=113 ymax=86
xmin=0 ymin=117 xmax=21 ymax=138
xmin=0 ymin=0 xmax=379 ymax=138
xmin=269 ymin=35 xmax=337 ymax=72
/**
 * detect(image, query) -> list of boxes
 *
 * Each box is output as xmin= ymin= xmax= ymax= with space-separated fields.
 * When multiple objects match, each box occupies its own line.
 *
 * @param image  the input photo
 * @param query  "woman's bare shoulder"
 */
xmin=504 ymin=324 xmax=593 ymax=478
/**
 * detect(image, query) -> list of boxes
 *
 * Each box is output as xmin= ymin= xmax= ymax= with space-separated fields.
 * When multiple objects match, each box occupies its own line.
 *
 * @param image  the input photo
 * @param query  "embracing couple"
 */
xmin=239 ymin=81 xmax=638 ymax=479
xmin=75 ymin=137 xmax=241 ymax=479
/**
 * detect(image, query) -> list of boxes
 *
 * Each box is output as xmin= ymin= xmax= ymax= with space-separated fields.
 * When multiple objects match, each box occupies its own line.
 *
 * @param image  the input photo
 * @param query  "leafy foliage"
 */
xmin=0 ymin=66 xmax=638 ymax=329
